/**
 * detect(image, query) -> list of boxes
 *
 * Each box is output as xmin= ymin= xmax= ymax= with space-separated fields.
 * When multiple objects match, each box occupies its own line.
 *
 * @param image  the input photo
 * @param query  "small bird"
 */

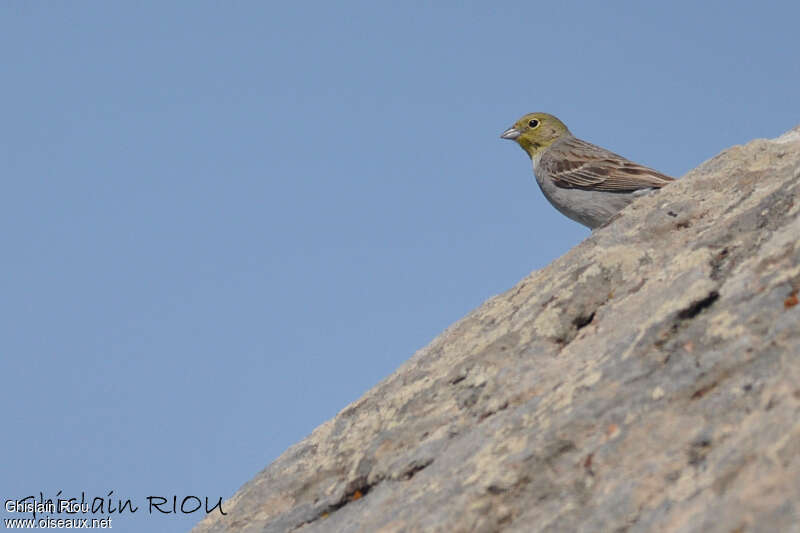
xmin=500 ymin=112 xmax=674 ymax=229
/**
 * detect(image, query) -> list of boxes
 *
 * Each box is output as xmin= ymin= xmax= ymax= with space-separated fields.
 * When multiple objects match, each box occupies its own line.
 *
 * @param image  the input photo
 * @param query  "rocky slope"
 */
xmin=192 ymin=127 xmax=800 ymax=533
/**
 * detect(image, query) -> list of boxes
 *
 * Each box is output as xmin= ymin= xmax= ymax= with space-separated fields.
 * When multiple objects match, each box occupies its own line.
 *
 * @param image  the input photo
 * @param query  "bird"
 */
xmin=500 ymin=112 xmax=674 ymax=229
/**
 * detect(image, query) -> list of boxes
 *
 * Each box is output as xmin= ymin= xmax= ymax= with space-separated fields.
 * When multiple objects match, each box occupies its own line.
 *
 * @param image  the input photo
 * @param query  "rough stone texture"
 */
xmin=192 ymin=128 xmax=800 ymax=533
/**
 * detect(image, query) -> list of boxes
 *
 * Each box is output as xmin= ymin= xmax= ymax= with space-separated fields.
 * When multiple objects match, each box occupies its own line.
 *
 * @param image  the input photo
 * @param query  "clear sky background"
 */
xmin=1 ymin=2 xmax=798 ymax=532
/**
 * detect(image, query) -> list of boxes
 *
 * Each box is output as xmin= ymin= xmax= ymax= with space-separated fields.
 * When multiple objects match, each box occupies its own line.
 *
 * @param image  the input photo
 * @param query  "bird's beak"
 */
xmin=500 ymin=127 xmax=521 ymax=140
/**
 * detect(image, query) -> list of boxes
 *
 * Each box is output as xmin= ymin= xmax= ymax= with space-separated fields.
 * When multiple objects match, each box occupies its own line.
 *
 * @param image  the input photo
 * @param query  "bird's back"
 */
xmin=538 ymin=135 xmax=674 ymax=192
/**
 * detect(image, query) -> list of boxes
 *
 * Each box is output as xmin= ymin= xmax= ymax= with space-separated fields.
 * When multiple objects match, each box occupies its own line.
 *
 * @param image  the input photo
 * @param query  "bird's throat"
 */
xmin=519 ymin=139 xmax=543 ymax=159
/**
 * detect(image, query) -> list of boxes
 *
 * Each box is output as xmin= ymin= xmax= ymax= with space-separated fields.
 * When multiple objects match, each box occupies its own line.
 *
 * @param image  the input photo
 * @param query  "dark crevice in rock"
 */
xmin=688 ymin=438 xmax=713 ymax=466
xmin=449 ymin=374 xmax=466 ymax=385
xmin=487 ymin=484 xmax=509 ymax=495
xmin=784 ymin=289 xmax=799 ymax=309
xmin=544 ymin=439 xmax=577 ymax=461
xmin=583 ymin=453 xmax=595 ymax=477
xmin=292 ymin=477 xmax=375 ymax=531
xmin=677 ymin=291 xmax=720 ymax=320
xmin=510 ymin=281 xmax=528 ymax=300
xmin=549 ymin=266 xmax=621 ymax=349
xmin=573 ymin=311 xmax=596 ymax=330
xmin=556 ymin=306 xmax=601 ymax=347
xmin=709 ymin=247 xmax=731 ymax=280
xmin=691 ymin=381 xmax=719 ymax=400
xmin=479 ymin=400 xmax=509 ymax=421
xmin=399 ymin=458 xmax=433 ymax=480
xmin=292 ymin=458 xmax=434 ymax=530
xmin=685 ymin=349 xmax=770 ymax=407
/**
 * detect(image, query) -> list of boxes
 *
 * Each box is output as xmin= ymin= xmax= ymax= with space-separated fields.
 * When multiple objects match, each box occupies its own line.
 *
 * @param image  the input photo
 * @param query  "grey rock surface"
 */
xmin=192 ymin=127 xmax=800 ymax=533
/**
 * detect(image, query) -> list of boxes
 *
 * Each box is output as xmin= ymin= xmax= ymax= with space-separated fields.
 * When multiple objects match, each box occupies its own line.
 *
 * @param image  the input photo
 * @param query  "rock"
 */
xmin=191 ymin=127 xmax=800 ymax=533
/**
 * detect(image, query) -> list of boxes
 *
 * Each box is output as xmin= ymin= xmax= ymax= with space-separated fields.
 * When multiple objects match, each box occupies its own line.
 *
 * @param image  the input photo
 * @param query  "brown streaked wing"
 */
xmin=540 ymin=136 xmax=674 ymax=192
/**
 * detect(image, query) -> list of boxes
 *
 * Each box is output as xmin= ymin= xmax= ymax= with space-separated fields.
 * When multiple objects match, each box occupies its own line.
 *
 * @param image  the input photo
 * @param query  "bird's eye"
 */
xmin=528 ymin=119 xmax=540 ymax=128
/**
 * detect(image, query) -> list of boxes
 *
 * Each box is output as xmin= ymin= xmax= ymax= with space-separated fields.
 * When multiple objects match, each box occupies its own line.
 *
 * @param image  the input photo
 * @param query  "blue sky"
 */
xmin=1 ymin=2 xmax=798 ymax=531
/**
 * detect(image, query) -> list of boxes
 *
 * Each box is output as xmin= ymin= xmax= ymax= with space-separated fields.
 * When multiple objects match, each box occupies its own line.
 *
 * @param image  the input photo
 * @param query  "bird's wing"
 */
xmin=540 ymin=137 xmax=674 ymax=192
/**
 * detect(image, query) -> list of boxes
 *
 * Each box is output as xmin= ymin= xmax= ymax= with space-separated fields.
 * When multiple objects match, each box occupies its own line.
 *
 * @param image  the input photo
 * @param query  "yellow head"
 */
xmin=500 ymin=112 xmax=571 ymax=158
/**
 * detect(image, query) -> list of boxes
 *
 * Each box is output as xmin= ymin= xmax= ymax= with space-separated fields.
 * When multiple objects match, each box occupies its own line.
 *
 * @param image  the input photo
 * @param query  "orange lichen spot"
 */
xmin=351 ymin=490 xmax=363 ymax=501
xmin=606 ymin=423 xmax=620 ymax=439
xmin=784 ymin=291 xmax=798 ymax=309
